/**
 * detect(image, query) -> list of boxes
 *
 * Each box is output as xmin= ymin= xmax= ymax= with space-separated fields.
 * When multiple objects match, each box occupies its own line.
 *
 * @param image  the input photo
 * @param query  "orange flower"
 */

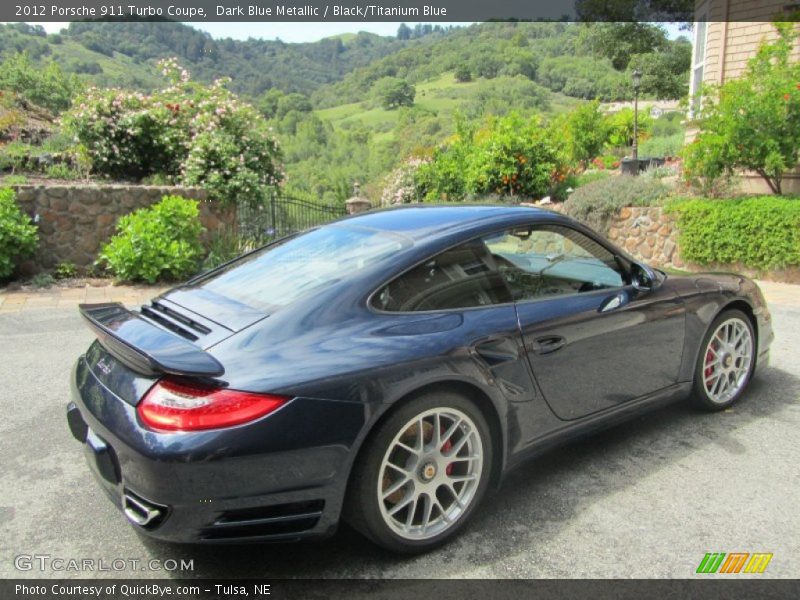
xmin=784 ymin=94 xmax=791 ymax=101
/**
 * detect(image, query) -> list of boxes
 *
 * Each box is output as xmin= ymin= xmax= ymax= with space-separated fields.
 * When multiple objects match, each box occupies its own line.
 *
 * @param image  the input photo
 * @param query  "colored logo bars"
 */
xmin=696 ymin=552 xmax=773 ymax=574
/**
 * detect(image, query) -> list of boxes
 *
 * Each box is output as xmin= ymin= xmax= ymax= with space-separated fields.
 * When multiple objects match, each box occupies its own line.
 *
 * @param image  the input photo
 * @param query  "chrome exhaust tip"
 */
xmin=123 ymin=490 xmax=167 ymax=528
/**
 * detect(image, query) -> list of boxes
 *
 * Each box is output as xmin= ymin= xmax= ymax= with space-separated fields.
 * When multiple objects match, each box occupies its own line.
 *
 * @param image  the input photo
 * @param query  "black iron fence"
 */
xmin=237 ymin=190 xmax=348 ymax=244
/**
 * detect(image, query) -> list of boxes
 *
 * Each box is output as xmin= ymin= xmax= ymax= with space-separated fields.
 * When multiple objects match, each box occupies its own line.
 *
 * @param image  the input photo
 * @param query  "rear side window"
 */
xmin=197 ymin=225 xmax=409 ymax=312
xmin=373 ymin=238 xmax=513 ymax=312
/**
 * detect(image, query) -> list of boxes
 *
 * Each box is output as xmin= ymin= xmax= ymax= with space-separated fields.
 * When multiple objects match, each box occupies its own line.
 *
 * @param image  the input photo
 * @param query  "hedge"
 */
xmin=666 ymin=197 xmax=800 ymax=270
xmin=0 ymin=187 xmax=38 ymax=279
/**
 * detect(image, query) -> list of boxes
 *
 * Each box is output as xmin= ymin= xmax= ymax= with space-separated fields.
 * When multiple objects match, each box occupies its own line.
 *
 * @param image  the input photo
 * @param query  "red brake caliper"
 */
xmin=441 ymin=428 xmax=454 ymax=475
xmin=704 ymin=346 xmax=715 ymax=379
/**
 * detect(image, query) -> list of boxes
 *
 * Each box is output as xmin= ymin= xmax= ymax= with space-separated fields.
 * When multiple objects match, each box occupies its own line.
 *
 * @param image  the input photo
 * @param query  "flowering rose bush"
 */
xmin=181 ymin=79 xmax=284 ymax=204
xmin=380 ymin=157 xmax=428 ymax=205
xmin=61 ymin=59 xmax=283 ymax=205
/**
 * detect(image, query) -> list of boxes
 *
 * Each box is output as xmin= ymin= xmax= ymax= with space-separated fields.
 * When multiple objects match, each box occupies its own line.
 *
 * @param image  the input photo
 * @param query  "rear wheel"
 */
xmin=690 ymin=309 xmax=756 ymax=411
xmin=345 ymin=391 xmax=492 ymax=553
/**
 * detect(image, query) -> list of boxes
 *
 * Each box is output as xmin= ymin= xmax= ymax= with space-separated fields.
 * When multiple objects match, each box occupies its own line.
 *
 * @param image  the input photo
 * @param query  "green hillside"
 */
xmin=0 ymin=21 xmax=689 ymax=202
xmin=0 ymin=21 xmax=449 ymax=96
xmin=0 ymin=21 xmax=690 ymax=104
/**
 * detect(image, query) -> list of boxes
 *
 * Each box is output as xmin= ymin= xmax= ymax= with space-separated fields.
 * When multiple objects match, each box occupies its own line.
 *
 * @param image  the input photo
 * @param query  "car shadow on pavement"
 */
xmin=137 ymin=365 xmax=800 ymax=578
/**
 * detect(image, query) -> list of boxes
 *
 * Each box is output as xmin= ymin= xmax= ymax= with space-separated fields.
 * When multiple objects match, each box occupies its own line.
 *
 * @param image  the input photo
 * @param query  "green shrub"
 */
xmin=466 ymin=115 xmax=564 ymax=198
xmin=650 ymin=112 xmax=685 ymax=138
xmin=0 ymin=52 xmax=78 ymax=114
xmin=639 ymin=133 xmax=684 ymax=158
xmin=0 ymin=187 xmax=38 ymax=279
xmin=454 ymin=64 xmax=472 ymax=83
xmin=39 ymin=131 xmax=76 ymax=154
xmin=53 ymin=262 xmax=78 ymax=279
xmin=641 ymin=164 xmax=678 ymax=180
xmin=551 ymin=100 xmax=610 ymax=167
xmin=563 ymin=175 xmax=670 ymax=233
xmin=44 ymin=164 xmax=82 ymax=180
xmin=415 ymin=113 xmax=566 ymax=201
xmin=1 ymin=174 xmax=29 ymax=185
xmin=605 ymin=107 xmax=652 ymax=148
xmin=574 ymin=170 xmax=611 ymax=188
xmin=667 ymin=197 xmax=800 ymax=270
xmin=98 ymin=195 xmax=204 ymax=283
xmin=0 ymin=142 xmax=35 ymax=173
xmin=202 ymin=226 xmax=247 ymax=271
xmin=31 ymin=273 xmax=54 ymax=288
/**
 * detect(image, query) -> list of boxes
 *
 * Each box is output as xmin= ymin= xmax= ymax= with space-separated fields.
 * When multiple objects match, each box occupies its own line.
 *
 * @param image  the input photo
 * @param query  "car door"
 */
xmin=371 ymin=236 xmax=539 ymax=407
xmin=485 ymin=223 xmax=686 ymax=421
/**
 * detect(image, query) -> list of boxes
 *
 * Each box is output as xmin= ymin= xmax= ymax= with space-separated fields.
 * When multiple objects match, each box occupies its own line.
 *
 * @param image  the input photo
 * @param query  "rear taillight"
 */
xmin=138 ymin=379 xmax=289 ymax=432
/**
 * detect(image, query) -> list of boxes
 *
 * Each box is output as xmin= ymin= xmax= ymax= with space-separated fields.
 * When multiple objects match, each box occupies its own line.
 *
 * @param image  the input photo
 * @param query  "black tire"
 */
xmin=344 ymin=390 xmax=493 ymax=554
xmin=689 ymin=309 xmax=756 ymax=411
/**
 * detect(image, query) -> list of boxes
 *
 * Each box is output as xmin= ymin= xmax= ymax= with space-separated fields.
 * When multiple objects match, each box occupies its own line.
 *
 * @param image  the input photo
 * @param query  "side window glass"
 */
xmin=373 ymin=239 xmax=513 ymax=312
xmin=484 ymin=225 xmax=625 ymax=302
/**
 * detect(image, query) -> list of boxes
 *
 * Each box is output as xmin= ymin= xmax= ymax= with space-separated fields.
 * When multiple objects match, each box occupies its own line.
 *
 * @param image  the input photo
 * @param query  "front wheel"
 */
xmin=345 ymin=391 xmax=493 ymax=553
xmin=690 ymin=309 xmax=756 ymax=411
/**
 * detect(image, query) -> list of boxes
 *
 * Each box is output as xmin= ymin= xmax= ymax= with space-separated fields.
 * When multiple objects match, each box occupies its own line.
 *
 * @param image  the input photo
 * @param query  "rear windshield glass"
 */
xmin=196 ymin=225 xmax=410 ymax=312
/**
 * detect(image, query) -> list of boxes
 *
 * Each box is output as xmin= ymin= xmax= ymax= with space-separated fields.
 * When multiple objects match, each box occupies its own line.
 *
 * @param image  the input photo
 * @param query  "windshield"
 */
xmin=194 ymin=225 xmax=411 ymax=312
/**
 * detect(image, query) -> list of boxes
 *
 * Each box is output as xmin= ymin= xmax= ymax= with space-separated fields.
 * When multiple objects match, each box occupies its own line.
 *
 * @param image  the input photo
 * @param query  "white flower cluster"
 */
xmin=380 ymin=157 xmax=428 ymax=206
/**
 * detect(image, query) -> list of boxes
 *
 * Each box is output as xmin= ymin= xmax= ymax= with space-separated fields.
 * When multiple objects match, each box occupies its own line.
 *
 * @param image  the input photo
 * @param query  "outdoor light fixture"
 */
xmin=632 ymin=68 xmax=642 ymax=91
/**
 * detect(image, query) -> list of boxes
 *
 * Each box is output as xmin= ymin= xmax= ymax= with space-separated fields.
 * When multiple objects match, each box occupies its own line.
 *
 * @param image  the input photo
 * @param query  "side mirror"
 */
xmin=630 ymin=262 xmax=658 ymax=293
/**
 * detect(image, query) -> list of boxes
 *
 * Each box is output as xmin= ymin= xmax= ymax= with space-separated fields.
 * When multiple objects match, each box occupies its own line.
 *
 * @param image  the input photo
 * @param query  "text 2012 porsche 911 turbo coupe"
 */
xmin=67 ymin=205 xmax=772 ymax=553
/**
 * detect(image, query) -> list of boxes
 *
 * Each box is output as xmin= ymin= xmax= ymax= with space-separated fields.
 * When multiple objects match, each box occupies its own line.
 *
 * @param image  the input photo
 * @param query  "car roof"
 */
xmin=333 ymin=204 xmax=567 ymax=240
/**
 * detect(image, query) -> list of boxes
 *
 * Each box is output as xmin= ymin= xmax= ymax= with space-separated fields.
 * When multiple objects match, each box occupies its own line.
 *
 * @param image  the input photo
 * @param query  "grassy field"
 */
xmin=316 ymin=71 xmax=584 ymax=131
xmin=45 ymin=40 xmax=161 ymax=89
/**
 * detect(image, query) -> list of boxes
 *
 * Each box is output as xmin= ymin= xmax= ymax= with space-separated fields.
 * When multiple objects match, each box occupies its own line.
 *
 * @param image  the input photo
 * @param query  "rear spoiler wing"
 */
xmin=79 ymin=303 xmax=225 ymax=377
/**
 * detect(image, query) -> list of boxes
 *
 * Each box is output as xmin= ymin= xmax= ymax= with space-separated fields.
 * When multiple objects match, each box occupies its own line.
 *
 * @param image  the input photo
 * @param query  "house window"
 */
xmin=690 ymin=19 xmax=708 ymax=117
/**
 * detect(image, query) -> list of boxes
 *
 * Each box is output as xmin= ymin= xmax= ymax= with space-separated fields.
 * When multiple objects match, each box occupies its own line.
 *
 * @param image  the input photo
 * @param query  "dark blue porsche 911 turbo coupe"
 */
xmin=67 ymin=205 xmax=773 ymax=553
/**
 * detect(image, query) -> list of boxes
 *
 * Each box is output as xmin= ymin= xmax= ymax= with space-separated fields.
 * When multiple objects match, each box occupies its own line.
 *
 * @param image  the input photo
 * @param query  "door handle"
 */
xmin=531 ymin=335 xmax=566 ymax=355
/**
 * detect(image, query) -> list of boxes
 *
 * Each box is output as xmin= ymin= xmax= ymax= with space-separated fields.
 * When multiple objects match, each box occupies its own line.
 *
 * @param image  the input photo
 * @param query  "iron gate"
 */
xmin=237 ymin=190 xmax=348 ymax=244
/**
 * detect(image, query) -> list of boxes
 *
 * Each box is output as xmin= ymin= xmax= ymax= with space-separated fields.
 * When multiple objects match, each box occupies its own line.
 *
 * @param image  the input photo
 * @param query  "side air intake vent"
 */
xmin=201 ymin=500 xmax=324 ymax=541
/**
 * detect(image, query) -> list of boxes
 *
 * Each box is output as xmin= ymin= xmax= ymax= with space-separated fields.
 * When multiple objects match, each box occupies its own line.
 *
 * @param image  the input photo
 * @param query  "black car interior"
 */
xmin=374 ymin=225 xmax=626 ymax=312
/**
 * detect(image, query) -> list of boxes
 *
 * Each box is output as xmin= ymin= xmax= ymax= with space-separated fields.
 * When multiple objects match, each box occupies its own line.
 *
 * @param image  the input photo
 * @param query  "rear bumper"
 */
xmin=68 ymin=356 xmax=366 ymax=543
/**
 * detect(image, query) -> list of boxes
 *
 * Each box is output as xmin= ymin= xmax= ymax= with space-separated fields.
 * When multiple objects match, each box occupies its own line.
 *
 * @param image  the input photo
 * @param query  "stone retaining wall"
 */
xmin=606 ymin=205 xmax=799 ymax=283
xmin=606 ymin=206 xmax=683 ymax=270
xmin=12 ymin=184 xmax=235 ymax=274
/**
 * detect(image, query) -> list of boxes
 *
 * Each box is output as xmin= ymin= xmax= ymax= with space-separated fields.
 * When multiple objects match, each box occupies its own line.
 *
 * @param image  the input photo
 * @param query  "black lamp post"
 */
xmin=631 ymin=68 xmax=642 ymax=164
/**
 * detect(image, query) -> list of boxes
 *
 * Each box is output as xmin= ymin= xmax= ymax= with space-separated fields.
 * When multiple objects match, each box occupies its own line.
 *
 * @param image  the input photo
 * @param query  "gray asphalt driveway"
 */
xmin=1 ymin=293 xmax=798 ymax=579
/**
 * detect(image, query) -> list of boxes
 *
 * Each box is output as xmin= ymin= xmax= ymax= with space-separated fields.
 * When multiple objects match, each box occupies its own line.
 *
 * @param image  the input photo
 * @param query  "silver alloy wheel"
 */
xmin=377 ymin=407 xmax=484 ymax=540
xmin=702 ymin=317 xmax=754 ymax=405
